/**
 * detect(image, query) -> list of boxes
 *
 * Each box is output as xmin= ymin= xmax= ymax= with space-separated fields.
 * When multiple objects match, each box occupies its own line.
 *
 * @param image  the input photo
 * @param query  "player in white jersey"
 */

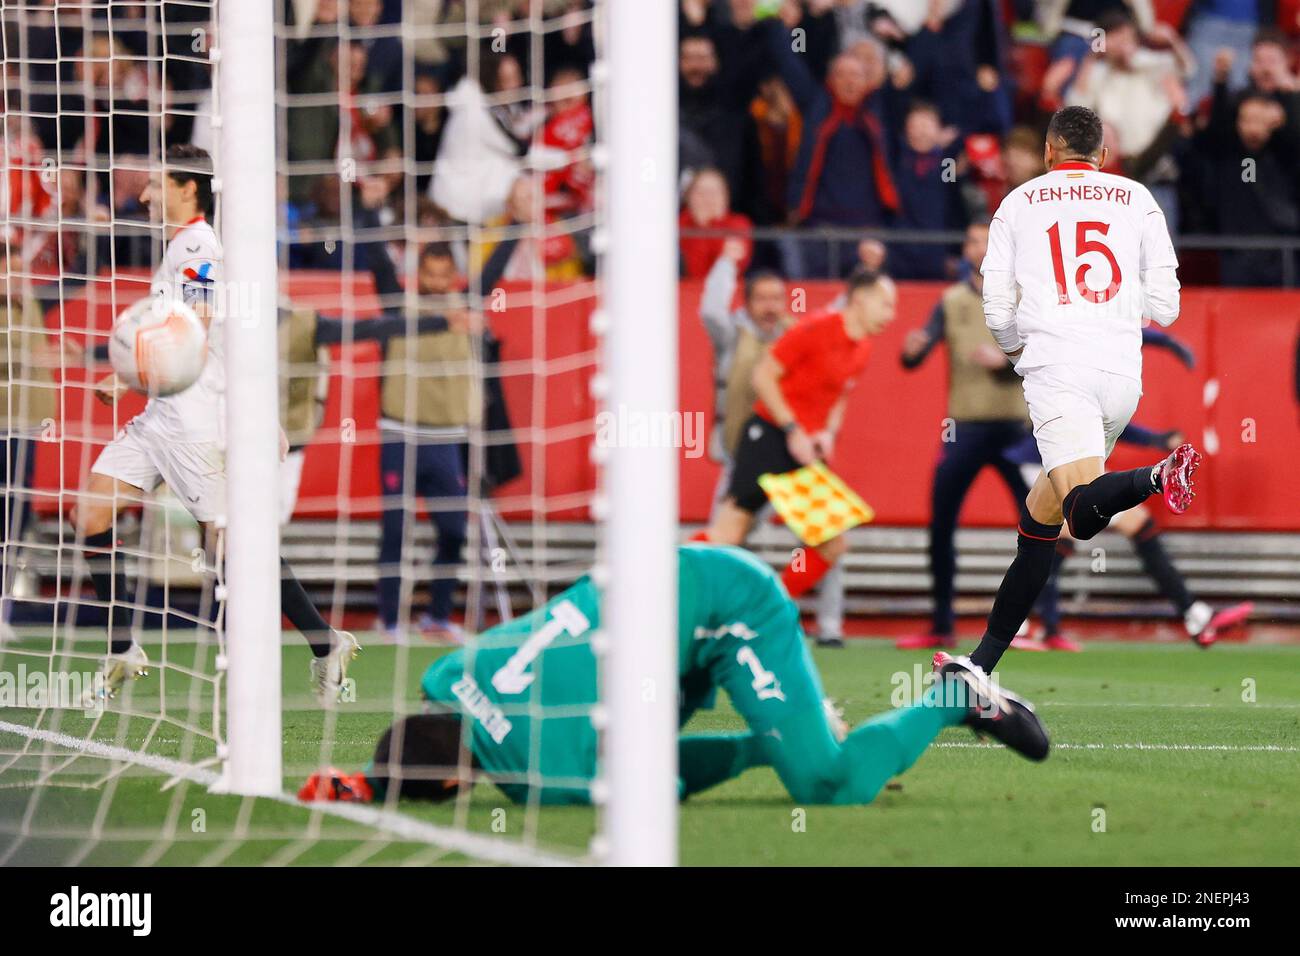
xmin=962 ymin=107 xmax=1203 ymax=673
xmin=73 ymin=145 xmax=356 ymax=706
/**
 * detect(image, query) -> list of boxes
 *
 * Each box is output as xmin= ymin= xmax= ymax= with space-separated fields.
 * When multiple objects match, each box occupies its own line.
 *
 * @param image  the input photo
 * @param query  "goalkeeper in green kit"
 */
xmin=299 ymin=545 xmax=1049 ymax=807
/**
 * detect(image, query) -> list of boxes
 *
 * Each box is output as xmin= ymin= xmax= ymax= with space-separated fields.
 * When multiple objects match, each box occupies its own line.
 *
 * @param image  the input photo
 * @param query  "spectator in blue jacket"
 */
xmin=350 ymin=0 xmax=404 ymax=92
xmin=765 ymin=19 xmax=900 ymax=277
xmin=889 ymin=100 xmax=970 ymax=280
xmin=875 ymin=0 xmax=1014 ymax=136
xmin=1182 ymin=0 xmax=1267 ymax=107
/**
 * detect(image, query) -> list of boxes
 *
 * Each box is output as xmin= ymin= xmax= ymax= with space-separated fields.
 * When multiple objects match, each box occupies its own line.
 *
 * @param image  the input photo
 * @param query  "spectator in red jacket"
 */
xmin=679 ymin=167 xmax=753 ymax=279
xmin=538 ymin=66 xmax=594 ymax=217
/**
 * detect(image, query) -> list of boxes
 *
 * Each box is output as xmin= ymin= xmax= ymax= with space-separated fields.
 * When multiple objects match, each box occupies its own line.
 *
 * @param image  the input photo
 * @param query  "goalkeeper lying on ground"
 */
xmin=300 ymin=545 xmax=1049 ymax=806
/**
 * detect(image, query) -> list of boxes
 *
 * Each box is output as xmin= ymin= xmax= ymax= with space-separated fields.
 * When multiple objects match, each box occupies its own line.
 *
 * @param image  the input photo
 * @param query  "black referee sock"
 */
xmin=969 ymin=516 xmax=1062 ymax=673
xmin=1061 ymin=466 xmax=1158 ymax=540
xmin=1132 ymin=519 xmax=1194 ymax=615
xmin=280 ymin=558 xmax=333 ymax=657
xmin=84 ymin=529 xmax=135 ymax=654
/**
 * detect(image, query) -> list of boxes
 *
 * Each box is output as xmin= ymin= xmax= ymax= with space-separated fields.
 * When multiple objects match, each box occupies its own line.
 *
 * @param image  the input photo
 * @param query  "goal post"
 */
xmin=215 ymin=0 xmax=283 ymax=796
xmin=601 ymin=0 xmax=679 ymax=867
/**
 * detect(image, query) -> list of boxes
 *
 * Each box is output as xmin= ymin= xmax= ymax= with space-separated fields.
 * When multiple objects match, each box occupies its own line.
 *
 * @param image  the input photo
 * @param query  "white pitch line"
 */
xmin=0 ymin=719 xmax=580 ymax=867
xmin=936 ymin=741 xmax=1300 ymax=753
xmin=1037 ymin=701 xmax=1300 ymax=709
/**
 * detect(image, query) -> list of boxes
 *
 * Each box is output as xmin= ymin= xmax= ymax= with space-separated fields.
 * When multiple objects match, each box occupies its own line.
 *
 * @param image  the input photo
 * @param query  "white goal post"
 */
xmin=215 ymin=0 xmax=284 ymax=797
xmin=600 ymin=0 xmax=679 ymax=866
xmin=209 ymin=0 xmax=680 ymax=860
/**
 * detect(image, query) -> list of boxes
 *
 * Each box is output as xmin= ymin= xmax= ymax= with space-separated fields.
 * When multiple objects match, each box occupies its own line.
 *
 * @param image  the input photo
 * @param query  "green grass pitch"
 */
xmin=2 ymin=635 xmax=1298 ymax=865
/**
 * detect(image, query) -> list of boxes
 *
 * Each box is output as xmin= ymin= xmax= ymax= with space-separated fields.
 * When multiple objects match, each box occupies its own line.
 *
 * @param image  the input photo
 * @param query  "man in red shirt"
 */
xmin=679 ymin=166 xmax=753 ymax=279
xmin=700 ymin=267 xmax=896 ymax=609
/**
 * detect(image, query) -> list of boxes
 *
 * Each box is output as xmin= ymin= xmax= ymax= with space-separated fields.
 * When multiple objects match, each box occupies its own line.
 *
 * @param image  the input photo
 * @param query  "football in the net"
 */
xmin=108 ymin=296 xmax=209 ymax=397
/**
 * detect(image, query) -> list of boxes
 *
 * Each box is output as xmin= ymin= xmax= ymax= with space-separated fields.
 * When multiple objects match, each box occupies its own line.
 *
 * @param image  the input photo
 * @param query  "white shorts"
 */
xmin=1022 ymin=365 xmax=1141 ymax=474
xmin=92 ymin=422 xmax=226 ymax=523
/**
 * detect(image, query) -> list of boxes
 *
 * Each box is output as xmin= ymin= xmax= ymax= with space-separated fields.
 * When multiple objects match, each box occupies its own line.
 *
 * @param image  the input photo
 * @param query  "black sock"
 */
xmin=970 ymin=516 xmax=1062 ymax=672
xmin=1061 ymin=466 xmax=1157 ymax=540
xmin=1032 ymin=540 xmax=1073 ymax=636
xmin=1132 ymin=519 xmax=1194 ymax=614
xmin=280 ymin=557 xmax=333 ymax=657
xmin=84 ymin=529 xmax=134 ymax=654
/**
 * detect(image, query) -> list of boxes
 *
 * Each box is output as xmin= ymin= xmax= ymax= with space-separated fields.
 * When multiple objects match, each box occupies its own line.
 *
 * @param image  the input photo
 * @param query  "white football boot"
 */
xmin=310 ymin=630 xmax=360 ymax=707
xmin=1184 ymin=601 xmax=1214 ymax=642
xmin=84 ymin=641 xmax=150 ymax=708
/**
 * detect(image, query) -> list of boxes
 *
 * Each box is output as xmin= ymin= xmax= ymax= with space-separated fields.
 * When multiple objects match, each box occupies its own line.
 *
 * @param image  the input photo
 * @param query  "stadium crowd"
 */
xmin=675 ymin=0 xmax=1300 ymax=285
xmin=3 ymin=0 xmax=1300 ymax=294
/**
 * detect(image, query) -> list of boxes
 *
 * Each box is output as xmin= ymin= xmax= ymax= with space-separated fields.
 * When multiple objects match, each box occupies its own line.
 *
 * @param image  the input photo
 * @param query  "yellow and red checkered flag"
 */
xmin=758 ymin=461 xmax=875 ymax=547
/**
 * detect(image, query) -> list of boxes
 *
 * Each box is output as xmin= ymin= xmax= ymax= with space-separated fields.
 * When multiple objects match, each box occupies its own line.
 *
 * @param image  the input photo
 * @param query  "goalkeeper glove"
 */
xmin=298 ymin=768 xmax=375 ymax=803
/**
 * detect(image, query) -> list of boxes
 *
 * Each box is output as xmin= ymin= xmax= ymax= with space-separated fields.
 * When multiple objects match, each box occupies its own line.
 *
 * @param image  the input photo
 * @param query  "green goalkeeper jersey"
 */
xmin=420 ymin=544 xmax=802 ymax=804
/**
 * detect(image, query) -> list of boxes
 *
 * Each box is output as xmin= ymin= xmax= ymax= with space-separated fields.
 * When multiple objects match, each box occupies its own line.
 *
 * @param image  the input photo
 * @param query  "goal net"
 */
xmin=0 ymin=0 xmax=676 ymax=866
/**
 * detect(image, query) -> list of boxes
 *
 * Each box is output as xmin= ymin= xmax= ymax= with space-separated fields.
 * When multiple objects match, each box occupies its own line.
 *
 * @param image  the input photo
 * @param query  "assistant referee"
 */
xmin=700 ymin=266 xmax=896 ymax=606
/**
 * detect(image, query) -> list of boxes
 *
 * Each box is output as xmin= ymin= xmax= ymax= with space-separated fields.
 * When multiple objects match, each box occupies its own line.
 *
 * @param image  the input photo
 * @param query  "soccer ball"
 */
xmin=108 ymin=296 xmax=209 ymax=397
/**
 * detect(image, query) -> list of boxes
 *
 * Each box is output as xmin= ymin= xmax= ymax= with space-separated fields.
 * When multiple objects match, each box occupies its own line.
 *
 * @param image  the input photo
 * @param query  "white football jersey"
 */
xmin=981 ymin=163 xmax=1180 ymax=381
xmin=133 ymin=215 xmax=225 ymax=443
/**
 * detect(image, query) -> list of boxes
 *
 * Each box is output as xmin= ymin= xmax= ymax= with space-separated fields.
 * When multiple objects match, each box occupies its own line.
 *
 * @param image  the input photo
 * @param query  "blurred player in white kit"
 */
xmin=74 ymin=144 xmax=356 ymax=706
xmin=962 ymin=107 xmax=1203 ymax=673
